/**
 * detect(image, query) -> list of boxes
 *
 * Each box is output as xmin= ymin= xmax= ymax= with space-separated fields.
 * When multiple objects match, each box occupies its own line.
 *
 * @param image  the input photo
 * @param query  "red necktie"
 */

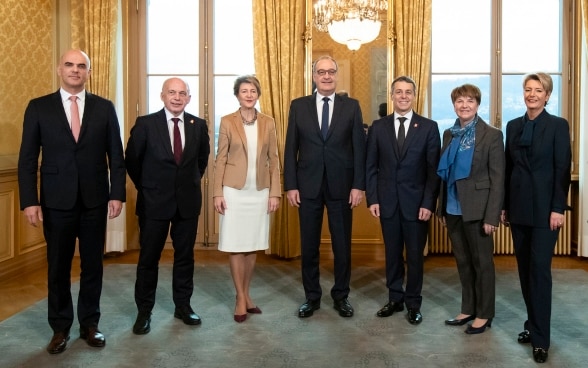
xmin=172 ymin=118 xmax=182 ymax=165
xmin=69 ymin=96 xmax=81 ymax=142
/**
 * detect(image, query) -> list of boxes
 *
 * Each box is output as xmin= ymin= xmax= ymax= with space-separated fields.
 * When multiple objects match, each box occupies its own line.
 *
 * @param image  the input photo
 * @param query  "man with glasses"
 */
xmin=125 ymin=77 xmax=210 ymax=334
xmin=284 ymin=56 xmax=366 ymax=318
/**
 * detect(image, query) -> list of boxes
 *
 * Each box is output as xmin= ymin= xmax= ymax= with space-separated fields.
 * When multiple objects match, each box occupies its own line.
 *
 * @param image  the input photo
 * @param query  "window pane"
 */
xmin=501 ymin=74 xmax=561 ymax=128
xmin=432 ymin=0 xmax=491 ymax=73
xmin=148 ymin=76 xmax=200 ymax=116
xmin=431 ymin=75 xmax=491 ymax=135
xmin=502 ymin=0 xmax=561 ymax=72
xmin=147 ymin=0 xmax=199 ymax=74
xmin=213 ymin=0 xmax=254 ymax=74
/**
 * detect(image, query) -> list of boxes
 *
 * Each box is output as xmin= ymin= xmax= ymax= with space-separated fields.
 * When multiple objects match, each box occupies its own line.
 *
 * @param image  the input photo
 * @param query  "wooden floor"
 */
xmin=2 ymin=245 xmax=588 ymax=322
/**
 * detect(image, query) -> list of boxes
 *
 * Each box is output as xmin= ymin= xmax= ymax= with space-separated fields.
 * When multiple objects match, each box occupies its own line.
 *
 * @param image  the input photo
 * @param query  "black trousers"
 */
xmin=446 ymin=215 xmax=495 ymax=319
xmin=379 ymin=209 xmax=428 ymax=309
xmin=511 ymin=224 xmax=559 ymax=350
xmin=135 ymin=211 xmax=198 ymax=312
xmin=44 ymin=200 xmax=107 ymax=333
xmin=298 ymin=179 xmax=352 ymax=302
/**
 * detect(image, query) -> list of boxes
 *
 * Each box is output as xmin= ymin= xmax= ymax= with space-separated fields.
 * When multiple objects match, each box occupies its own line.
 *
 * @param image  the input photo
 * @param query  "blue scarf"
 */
xmin=437 ymin=116 xmax=478 ymax=213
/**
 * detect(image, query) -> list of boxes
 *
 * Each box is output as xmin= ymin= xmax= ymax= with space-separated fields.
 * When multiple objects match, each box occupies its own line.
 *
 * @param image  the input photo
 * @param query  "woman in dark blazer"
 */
xmin=502 ymin=73 xmax=571 ymax=363
xmin=437 ymin=84 xmax=504 ymax=334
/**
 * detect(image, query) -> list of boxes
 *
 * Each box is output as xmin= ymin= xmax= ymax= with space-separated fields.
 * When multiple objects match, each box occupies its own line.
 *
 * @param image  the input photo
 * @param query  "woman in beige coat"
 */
xmin=213 ymin=75 xmax=281 ymax=323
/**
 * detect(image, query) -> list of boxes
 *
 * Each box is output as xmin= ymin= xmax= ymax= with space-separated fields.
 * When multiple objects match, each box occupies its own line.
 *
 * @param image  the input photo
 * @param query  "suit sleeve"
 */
xmin=283 ymin=102 xmax=299 ymax=191
xmin=551 ymin=118 xmax=571 ymax=213
xmin=125 ymin=117 xmax=147 ymax=188
xmin=105 ymin=100 xmax=126 ymax=201
xmin=351 ymin=101 xmax=366 ymax=190
xmin=197 ymin=119 xmax=210 ymax=178
xmin=365 ymin=123 xmax=379 ymax=206
xmin=421 ymin=121 xmax=441 ymax=211
xmin=17 ymin=100 xmax=42 ymax=209
xmin=483 ymin=129 xmax=505 ymax=225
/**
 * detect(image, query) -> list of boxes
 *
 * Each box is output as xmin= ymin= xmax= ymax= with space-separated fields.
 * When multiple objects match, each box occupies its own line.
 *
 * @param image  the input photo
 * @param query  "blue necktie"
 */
xmin=321 ymin=97 xmax=330 ymax=139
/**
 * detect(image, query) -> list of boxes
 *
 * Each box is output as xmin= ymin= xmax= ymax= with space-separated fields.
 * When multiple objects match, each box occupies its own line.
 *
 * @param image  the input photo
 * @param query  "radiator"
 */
xmin=428 ymin=210 xmax=572 ymax=255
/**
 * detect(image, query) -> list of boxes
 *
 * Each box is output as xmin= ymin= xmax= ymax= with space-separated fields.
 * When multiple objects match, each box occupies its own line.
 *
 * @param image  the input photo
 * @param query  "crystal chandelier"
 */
xmin=313 ymin=0 xmax=388 ymax=51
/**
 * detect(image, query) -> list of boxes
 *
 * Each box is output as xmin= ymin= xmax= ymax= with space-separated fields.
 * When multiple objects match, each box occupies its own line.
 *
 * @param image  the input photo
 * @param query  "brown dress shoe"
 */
xmin=46 ymin=331 xmax=69 ymax=354
xmin=80 ymin=326 xmax=106 ymax=347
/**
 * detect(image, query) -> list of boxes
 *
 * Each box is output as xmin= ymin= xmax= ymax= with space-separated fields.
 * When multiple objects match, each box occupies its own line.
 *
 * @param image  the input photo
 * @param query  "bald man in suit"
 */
xmin=18 ymin=49 xmax=126 ymax=354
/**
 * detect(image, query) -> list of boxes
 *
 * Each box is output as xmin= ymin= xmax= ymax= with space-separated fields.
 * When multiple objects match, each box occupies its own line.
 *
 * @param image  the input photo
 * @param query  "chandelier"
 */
xmin=313 ymin=0 xmax=388 ymax=51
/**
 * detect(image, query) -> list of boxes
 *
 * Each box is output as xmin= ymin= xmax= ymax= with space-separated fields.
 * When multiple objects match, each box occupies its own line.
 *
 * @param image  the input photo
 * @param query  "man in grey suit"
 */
xmin=125 ymin=77 xmax=210 ymax=334
xmin=18 ymin=49 xmax=126 ymax=354
xmin=366 ymin=76 xmax=440 ymax=325
xmin=284 ymin=56 xmax=366 ymax=318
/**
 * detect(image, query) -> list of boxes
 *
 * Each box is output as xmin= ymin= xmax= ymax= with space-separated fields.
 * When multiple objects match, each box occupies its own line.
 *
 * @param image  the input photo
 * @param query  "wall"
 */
xmin=0 ymin=0 xmax=55 ymax=278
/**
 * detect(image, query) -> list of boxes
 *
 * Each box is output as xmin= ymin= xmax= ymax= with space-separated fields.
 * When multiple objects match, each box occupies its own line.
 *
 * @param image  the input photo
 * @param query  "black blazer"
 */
xmin=283 ymin=93 xmax=366 ymax=199
xmin=504 ymin=109 xmax=571 ymax=227
xmin=18 ymin=90 xmax=126 ymax=210
xmin=438 ymin=119 xmax=505 ymax=225
xmin=125 ymin=109 xmax=210 ymax=220
xmin=365 ymin=112 xmax=440 ymax=220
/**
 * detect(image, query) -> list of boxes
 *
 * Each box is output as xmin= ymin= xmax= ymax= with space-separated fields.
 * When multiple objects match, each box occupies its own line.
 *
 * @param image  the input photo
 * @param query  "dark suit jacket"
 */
xmin=504 ymin=109 xmax=571 ymax=227
xmin=438 ymin=119 xmax=505 ymax=225
xmin=283 ymin=93 xmax=366 ymax=199
xmin=365 ymin=112 xmax=440 ymax=220
xmin=125 ymin=109 xmax=210 ymax=220
xmin=18 ymin=90 xmax=126 ymax=210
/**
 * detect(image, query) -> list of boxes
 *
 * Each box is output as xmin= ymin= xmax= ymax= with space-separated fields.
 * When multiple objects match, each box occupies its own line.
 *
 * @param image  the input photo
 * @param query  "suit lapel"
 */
xmin=155 ymin=109 xmax=174 ymax=161
xmin=308 ymin=94 xmax=322 ymax=139
xmin=78 ymin=92 xmax=96 ymax=142
xmin=51 ymin=91 xmax=75 ymax=142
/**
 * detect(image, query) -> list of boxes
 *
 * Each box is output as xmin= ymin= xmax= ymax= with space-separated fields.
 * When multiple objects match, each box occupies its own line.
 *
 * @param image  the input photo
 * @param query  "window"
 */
xmin=431 ymin=0 xmax=566 ymax=136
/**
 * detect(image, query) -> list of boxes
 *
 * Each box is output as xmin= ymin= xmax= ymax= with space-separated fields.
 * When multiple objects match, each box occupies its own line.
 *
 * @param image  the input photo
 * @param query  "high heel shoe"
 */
xmin=234 ymin=314 xmax=247 ymax=323
xmin=246 ymin=306 xmax=262 ymax=314
xmin=464 ymin=318 xmax=492 ymax=334
xmin=445 ymin=315 xmax=475 ymax=326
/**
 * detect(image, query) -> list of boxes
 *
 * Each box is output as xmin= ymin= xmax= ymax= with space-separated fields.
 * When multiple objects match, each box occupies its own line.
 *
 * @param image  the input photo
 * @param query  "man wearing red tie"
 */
xmin=125 ymin=78 xmax=210 ymax=335
xmin=18 ymin=49 xmax=126 ymax=354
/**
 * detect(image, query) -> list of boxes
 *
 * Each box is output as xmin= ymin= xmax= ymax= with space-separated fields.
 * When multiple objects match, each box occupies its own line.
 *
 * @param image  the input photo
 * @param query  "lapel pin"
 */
xmin=414 ymin=123 xmax=418 ymax=128
xmin=190 ymin=119 xmax=194 ymax=124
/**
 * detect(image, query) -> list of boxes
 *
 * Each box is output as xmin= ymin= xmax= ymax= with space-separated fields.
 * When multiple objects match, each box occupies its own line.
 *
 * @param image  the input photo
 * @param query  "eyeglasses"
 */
xmin=166 ymin=90 xmax=188 ymax=97
xmin=315 ymin=69 xmax=337 ymax=76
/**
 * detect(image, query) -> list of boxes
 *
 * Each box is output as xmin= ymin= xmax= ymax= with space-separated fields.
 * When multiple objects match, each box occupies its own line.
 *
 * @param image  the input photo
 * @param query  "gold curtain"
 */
xmin=583 ymin=0 xmax=588 ymax=49
xmin=252 ymin=0 xmax=306 ymax=258
xmin=393 ymin=0 xmax=431 ymax=113
xmin=70 ymin=0 xmax=118 ymax=100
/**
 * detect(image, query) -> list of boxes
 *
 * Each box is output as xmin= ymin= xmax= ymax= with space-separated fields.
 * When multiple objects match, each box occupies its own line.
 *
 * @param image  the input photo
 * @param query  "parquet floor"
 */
xmin=2 ymin=245 xmax=588 ymax=322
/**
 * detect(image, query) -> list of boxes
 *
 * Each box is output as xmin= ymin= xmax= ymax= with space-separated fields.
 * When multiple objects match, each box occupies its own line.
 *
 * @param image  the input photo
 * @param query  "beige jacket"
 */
xmin=213 ymin=110 xmax=281 ymax=198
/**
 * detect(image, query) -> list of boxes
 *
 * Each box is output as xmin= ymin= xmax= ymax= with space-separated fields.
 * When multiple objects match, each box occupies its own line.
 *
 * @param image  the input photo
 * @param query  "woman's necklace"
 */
xmin=240 ymin=108 xmax=257 ymax=126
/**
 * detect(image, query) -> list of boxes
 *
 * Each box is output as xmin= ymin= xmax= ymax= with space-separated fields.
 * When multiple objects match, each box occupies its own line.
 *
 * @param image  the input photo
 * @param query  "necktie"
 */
xmin=321 ymin=97 xmax=330 ymax=139
xmin=172 ymin=118 xmax=182 ymax=165
xmin=397 ymin=116 xmax=407 ymax=150
xmin=69 ymin=96 xmax=81 ymax=142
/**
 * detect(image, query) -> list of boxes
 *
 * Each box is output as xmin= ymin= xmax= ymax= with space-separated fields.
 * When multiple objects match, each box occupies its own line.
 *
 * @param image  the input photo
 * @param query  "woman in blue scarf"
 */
xmin=437 ymin=84 xmax=505 ymax=334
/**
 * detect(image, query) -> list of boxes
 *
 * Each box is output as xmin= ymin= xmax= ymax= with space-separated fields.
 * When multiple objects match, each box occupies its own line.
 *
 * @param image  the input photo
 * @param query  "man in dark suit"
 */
xmin=125 ymin=77 xmax=210 ymax=335
xmin=284 ymin=56 xmax=366 ymax=318
xmin=365 ymin=76 xmax=440 ymax=325
xmin=18 ymin=49 xmax=126 ymax=354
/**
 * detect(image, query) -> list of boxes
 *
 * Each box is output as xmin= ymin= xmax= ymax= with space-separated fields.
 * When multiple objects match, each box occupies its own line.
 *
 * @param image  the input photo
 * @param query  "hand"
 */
xmin=483 ymin=223 xmax=497 ymax=235
xmin=348 ymin=189 xmax=363 ymax=209
xmin=550 ymin=211 xmax=565 ymax=231
xmin=267 ymin=197 xmax=280 ymax=213
xmin=214 ymin=196 xmax=227 ymax=215
xmin=23 ymin=205 xmax=43 ymax=227
xmin=108 ymin=200 xmax=123 ymax=219
xmin=287 ymin=190 xmax=300 ymax=208
xmin=418 ymin=208 xmax=433 ymax=221
xmin=369 ymin=204 xmax=380 ymax=218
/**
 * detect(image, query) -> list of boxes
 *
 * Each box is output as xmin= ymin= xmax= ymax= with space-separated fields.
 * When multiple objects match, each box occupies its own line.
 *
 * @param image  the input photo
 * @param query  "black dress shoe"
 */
xmin=518 ymin=329 xmax=531 ymax=343
xmin=445 ymin=315 xmax=475 ymax=326
xmin=407 ymin=308 xmax=423 ymax=325
xmin=133 ymin=311 xmax=152 ymax=335
xmin=533 ymin=347 xmax=548 ymax=363
xmin=174 ymin=306 xmax=202 ymax=325
xmin=46 ymin=331 xmax=69 ymax=354
xmin=79 ymin=326 xmax=106 ymax=347
xmin=298 ymin=299 xmax=320 ymax=318
xmin=464 ymin=318 xmax=492 ymax=334
xmin=333 ymin=298 xmax=354 ymax=317
xmin=376 ymin=301 xmax=404 ymax=317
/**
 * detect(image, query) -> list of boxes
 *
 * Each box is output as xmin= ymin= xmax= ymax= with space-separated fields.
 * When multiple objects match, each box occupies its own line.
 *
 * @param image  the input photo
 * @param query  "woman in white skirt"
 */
xmin=213 ymin=75 xmax=281 ymax=323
